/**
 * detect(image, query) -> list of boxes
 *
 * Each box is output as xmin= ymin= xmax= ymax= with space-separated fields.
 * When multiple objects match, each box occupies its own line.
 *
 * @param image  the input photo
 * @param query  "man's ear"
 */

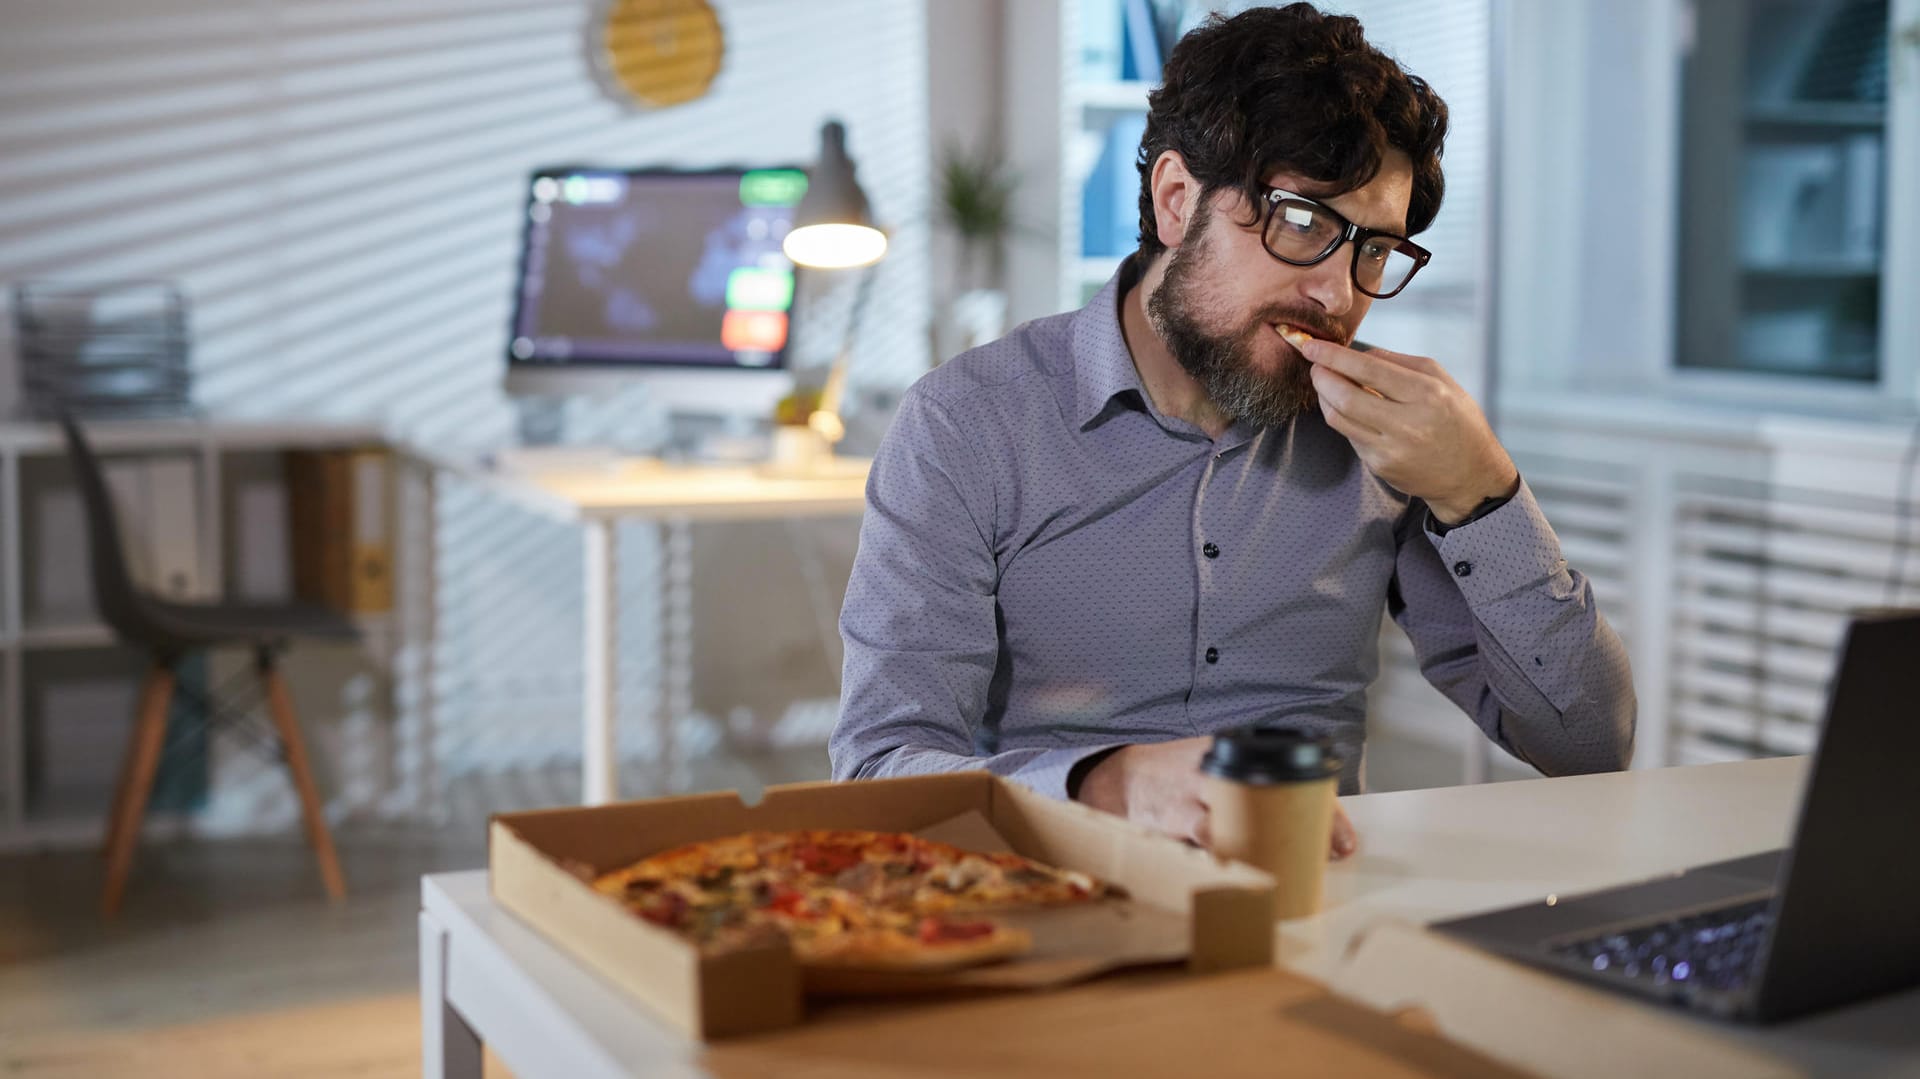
xmin=1149 ymin=150 xmax=1200 ymax=250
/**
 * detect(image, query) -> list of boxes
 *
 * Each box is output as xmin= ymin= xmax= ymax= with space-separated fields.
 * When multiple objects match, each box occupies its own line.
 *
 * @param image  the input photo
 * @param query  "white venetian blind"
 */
xmin=1667 ymin=481 xmax=1901 ymax=763
xmin=0 ymin=0 xmax=932 ymax=438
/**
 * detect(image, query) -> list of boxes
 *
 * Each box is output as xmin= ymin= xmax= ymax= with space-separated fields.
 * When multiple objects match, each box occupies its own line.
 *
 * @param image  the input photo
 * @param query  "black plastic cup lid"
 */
xmin=1199 ymin=726 xmax=1342 ymax=784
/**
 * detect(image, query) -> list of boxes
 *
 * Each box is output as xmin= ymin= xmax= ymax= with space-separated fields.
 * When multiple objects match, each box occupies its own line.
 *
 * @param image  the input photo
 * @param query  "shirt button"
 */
xmin=1203 ymin=542 xmax=1219 ymax=559
xmin=1453 ymin=561 xmax=1474 ymax=578
xmin=1205 ymin=646 xmax=1219 ymax=664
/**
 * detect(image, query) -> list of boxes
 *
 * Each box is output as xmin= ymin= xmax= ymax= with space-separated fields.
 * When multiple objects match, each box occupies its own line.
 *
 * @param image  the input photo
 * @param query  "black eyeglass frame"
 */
xmin=1258 ymin=187 xmax=1433 ymax=299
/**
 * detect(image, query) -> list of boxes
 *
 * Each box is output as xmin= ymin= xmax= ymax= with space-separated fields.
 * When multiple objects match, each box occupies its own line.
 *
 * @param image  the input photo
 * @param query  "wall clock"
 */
xmin=588 ymin=0 xmax=725 ymax=110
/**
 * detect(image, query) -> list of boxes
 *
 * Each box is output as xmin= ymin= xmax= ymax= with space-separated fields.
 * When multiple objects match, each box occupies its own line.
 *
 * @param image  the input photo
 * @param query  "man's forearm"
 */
xmin=1410 ymin=480 xmax=1639 ymax=773
xmin=1473 ymin=612 xmax=1637 ymax=774
xmin=834 ymin=739 xmax=1124 ymax=802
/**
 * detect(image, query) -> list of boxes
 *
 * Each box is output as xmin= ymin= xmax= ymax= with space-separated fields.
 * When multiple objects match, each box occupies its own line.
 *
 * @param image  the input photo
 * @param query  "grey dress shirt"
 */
xmin=831 ymin=260 xmax=1635 ymax=798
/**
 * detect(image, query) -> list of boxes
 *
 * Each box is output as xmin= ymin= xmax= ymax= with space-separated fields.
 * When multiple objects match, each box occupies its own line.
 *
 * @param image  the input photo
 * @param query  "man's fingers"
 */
xmin=1319 ymin=399 xmax=1382 ymax=446
xmin=1297 ymin=337 xmax=1427 ymax=401
xmin=1312 ymin=367 xmax=1389 ymax=437
xmin=1330 ymin=803 xmax=1357 ymax=861
xmin=1314 ymin=368 xmax=1397 ymax=431
xmin=1188 ymin=800 xmax=1212 ymax=848
xmin=1355 ymin=343 xmax=1438 ymax=373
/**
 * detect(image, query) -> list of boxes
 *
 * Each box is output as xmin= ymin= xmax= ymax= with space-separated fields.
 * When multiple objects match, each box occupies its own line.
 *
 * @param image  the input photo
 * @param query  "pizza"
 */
xmin=591 ymin=829 xmax=1116 ymax=971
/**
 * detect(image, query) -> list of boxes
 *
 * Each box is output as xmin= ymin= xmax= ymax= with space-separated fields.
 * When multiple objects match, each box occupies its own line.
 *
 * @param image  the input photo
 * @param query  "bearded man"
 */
xmin=829 ymin=3 xmax=1635 ymax=857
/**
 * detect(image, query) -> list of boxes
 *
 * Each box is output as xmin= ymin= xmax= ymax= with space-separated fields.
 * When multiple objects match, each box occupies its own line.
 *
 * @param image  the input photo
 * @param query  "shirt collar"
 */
xmin=1069 ymin=254 xmax=1151 ymax=430
xmin=1066 ymin=256 xmax=1261 ymax=449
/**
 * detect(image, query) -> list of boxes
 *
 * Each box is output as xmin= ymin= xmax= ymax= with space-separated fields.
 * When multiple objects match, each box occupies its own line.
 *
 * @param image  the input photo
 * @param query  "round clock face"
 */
xmin=590 ymin=0 xmax=725 ymax=109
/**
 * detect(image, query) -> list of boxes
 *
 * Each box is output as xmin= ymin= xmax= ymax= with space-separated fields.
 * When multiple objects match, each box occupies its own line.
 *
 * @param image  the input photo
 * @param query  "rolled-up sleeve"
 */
xmin=1390 ymin=479 xmax=1637 ymax=773
xmin=829 ymin=386 xmax=1109 ymax=800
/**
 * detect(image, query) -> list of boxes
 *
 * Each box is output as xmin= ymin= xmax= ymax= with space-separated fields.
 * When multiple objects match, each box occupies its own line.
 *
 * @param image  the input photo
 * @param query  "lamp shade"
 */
xmin=782 ymin=120 xmax=888 ymax=269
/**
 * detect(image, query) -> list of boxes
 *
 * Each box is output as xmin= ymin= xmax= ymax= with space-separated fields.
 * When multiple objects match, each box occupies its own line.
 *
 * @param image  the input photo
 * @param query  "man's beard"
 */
xmin=1145 ymin=207 xmax=1330 ymax=429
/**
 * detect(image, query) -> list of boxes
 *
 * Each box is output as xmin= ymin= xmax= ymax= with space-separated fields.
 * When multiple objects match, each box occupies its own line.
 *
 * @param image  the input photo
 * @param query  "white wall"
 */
xmin=0 ymin=0 xmax=932 ymax=432
xmin=926 ymin=0 xmax=1006 ymax=311
xmin=0 ymin=0 xmax=931 ymax=828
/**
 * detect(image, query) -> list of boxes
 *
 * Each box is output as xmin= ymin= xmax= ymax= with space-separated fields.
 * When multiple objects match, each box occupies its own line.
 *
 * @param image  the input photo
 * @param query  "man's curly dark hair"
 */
xmin=1135 ymin=3 xmax=1449 ymax=262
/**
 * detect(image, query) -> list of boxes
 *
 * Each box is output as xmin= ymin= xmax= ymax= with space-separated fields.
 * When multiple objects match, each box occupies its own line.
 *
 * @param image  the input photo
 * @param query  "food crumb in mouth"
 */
xmin=1276 ymin=324 xmax=1315 ymax=350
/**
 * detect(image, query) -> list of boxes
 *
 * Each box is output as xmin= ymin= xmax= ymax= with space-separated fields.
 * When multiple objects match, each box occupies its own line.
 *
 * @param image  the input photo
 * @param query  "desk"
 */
xmin=417 ymin=758 xmax=1920 ymax=1077
xmin=473 ymin=458 xmax=868 ymax=804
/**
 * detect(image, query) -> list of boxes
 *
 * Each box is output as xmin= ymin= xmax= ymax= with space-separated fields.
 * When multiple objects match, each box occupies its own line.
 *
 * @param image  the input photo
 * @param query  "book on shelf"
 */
xmin=1081 ymin=113 xmax=1148 ymax=258
xmin=1839 ymin=133 xmax=1881 ymax=261
xmin=144 ymin=456 xmax=203 ymax=602
xmin=1121 ymin=0 xmax=1162 ymax=83
xmin=32 ymin=455 xmax=209 ymax=622
xmin=286 ymin=447 xmax=393 ymax=615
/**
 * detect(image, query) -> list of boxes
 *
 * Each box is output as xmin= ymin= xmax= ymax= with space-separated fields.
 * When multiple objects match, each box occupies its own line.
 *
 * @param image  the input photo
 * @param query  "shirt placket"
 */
xmin=1188 ymin=441 xmax=1244 ymax=727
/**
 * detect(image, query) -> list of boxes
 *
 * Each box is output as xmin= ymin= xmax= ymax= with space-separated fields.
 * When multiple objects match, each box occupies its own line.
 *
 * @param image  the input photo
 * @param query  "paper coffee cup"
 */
xmin=1199 ymin=727 xmax=1341 ymax=920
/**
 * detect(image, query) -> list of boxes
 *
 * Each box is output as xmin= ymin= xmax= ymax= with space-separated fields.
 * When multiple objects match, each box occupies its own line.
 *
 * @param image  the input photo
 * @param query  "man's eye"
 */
xmin=1360 ymin=240 xmax=1392 ymax=262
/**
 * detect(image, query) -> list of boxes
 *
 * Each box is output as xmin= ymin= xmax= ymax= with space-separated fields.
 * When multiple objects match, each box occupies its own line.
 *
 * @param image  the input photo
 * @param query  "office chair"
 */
xmin=60 ymin=413 xmax=357 ymax=915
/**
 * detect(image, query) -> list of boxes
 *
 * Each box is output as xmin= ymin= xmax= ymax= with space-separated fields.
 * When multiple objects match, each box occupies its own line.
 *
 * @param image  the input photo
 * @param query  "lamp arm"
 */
xmin=818 ymin=265 xmax=877 ymax=419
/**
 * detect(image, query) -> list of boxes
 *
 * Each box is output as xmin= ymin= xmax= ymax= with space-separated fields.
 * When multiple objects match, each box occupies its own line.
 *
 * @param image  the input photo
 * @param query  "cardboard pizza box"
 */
xmin=488 ymin=771 xmax=1278 ymax=1040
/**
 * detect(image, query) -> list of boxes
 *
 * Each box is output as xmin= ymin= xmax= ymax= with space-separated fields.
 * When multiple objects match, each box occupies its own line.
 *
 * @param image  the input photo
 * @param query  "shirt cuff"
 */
xmin=1425 ymin=479 xmax=1574 ymax=606
xmin=1010 ymin=744 xmax=1128 ymax=802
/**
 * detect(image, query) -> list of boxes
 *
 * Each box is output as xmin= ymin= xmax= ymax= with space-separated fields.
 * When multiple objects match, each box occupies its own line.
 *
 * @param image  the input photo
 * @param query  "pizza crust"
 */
xmin=799 ymin=925 xmax=1034 ymax=972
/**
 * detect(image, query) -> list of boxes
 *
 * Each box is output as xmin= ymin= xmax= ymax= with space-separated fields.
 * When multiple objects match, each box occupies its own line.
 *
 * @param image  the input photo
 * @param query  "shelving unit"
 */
xmin=1047 ymin=3 xmax=1174 ymax=313
xmin=0 ymin=416 xmax=395 ymax=851
xmin=1073 ymin=78 xmax=1153 ymax=116
xmin=1678 ymin=0 xmax=1902 ymax=386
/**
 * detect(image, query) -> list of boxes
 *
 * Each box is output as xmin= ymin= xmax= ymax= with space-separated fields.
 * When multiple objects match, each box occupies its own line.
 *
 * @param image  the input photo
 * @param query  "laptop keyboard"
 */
xmin=1549 ymin=898 xmax=1774 ymax=993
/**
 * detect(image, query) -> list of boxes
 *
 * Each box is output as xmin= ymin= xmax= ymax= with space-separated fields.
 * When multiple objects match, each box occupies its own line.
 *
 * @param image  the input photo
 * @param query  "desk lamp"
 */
xmin=782 ymin=120 xmax=886 ymax=446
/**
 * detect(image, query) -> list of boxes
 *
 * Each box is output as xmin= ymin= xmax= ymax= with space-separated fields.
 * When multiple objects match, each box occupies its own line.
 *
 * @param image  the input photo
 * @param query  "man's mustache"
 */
xmin=1248 ymin=307 xmax=1348 ymax=345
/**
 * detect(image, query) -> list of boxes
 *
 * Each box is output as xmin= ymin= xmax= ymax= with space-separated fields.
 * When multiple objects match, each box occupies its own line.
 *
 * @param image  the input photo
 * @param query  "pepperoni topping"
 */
xmin=918 ymin=916 xmax=996 ymax=943
xmin=794 ymin=842 xmax=863 ymax=875
xmin=639 ymin=891 xmax=689 ymax=928
xmin=764 ymin=887 xmax=813 ymax=918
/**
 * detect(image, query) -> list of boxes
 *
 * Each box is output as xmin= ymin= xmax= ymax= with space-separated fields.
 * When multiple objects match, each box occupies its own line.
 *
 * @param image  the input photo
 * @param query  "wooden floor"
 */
xmin=1 ymin=833 xmax=479 ymax=1077
xmin=0 ymin=749 xmax=831 ymax=1078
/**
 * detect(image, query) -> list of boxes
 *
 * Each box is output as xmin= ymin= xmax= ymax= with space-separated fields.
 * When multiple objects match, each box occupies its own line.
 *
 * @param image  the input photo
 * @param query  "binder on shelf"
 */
xmin=1121 ymin=0 xmax=1162 ymax=83
xmin=286 ymin=447 xmax=393 ymax=615
xmin=1081 ymin=113 xmax=1149 ymax=258
xmin=348 ymin=448 xmax=394 ymax=614
xmin=145 ymin=456 xmax=205 ymax=601
xmin=30 ymin=485 xmax=90 ymax=621
xmin=28 ymin=454 xmax=207 ymax=627
xmin=234 ymin=479 xmax=292 ymax=602
xmin=1840 ymin=133 xmax=1881 ymax=262
xmin=103 ymin=459 xmax=152 ymax=588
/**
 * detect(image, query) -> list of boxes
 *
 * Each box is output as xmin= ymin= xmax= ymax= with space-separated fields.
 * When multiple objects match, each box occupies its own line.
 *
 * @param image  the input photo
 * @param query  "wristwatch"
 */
xmin=1426 ymin=491 xmax=1513 ymax=536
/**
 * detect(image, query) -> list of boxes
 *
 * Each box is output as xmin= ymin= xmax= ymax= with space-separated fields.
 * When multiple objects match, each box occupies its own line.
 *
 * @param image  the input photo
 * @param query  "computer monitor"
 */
xmin=502 ymin=165 xmax=808 ymax=413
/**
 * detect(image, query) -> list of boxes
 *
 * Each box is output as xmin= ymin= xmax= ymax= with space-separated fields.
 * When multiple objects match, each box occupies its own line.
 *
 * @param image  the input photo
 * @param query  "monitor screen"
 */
xmin=506 ymin=166 xmax=807 ymax=373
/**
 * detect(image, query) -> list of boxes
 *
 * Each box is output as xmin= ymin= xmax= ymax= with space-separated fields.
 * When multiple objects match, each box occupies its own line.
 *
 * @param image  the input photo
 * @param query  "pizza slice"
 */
xmin=590 ymin=828 xmax=1114 ymax=972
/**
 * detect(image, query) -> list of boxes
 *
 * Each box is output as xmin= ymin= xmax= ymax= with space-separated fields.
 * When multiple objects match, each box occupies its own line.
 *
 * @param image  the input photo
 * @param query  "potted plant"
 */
xmin=933 ymin=140 xmax=1023 ymax=364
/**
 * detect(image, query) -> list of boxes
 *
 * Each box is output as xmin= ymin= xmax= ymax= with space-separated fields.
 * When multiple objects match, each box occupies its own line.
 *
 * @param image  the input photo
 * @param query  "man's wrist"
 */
xmin=1428 ymin=469 xmax=1521 ymax=526
xmin=1070 ymin=746 xmax=1128 ymax=813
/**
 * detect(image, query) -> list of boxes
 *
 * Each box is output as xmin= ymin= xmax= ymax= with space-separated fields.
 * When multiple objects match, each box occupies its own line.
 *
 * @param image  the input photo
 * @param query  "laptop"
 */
xmin=1432 ymin=609 xmax=1920 ymax=1023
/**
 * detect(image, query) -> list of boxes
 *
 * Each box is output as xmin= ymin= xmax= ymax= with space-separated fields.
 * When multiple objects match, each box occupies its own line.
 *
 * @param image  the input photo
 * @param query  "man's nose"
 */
xmin=1297 ymin=245 xmax=1356 ymax=317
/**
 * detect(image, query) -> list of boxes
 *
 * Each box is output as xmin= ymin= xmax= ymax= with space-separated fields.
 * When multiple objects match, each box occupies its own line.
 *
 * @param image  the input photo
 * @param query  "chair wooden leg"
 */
xmin=101 ymin=664 xmax=176 ymax=916
xmin=260 ymin=659 xmax=347 ymax=903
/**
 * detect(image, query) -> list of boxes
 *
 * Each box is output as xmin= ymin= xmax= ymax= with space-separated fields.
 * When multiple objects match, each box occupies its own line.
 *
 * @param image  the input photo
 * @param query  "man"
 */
xmin=831 ymin=4 xmax=1635 ymax=855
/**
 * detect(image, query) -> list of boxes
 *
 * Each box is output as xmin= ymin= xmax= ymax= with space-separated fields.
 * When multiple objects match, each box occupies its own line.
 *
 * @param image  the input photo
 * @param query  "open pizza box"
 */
xmin=489 ymin=771 xmax=1278 ymax=1040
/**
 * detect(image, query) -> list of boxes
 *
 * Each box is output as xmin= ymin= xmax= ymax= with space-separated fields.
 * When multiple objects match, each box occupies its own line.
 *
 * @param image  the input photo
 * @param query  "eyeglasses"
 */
xmin=1258 ymin=188 xmax=1432 ymax=299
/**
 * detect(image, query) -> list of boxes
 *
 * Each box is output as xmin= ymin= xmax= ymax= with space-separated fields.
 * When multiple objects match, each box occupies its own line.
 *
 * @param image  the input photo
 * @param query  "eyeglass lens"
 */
xmin=1265 ymin=198 xmax=1421 ymax=297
